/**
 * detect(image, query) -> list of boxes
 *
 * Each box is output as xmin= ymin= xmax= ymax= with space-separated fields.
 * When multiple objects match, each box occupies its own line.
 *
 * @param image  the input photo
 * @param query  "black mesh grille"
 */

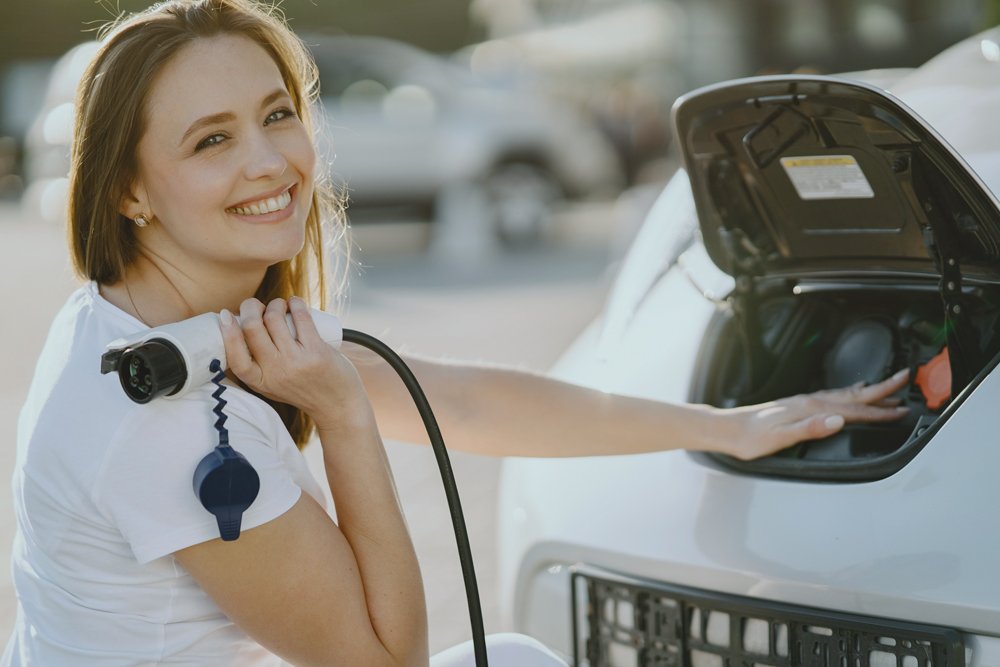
xmin=571 ymin=567 xmax=964 ymax=667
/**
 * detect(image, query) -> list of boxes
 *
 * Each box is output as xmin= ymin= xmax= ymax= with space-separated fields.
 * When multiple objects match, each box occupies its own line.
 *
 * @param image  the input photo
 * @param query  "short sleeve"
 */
xmin=93 ymin=386 xmax=302 ymax=564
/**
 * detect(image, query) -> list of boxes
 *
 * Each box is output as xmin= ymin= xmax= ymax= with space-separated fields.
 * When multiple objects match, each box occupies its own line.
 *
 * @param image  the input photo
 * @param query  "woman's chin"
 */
xmin=251 ymin=227 xmax=308 ymax=266
xmin=225 ymin=240 xmax=306 ymax=273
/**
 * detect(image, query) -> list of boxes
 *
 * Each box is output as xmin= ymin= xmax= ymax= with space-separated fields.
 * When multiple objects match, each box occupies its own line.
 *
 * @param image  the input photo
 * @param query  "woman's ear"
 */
xmin=119 ymin=180 xmax=149 ymax=221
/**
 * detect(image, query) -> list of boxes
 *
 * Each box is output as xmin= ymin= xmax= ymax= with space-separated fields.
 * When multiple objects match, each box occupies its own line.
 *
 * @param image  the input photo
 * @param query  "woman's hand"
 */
xmin=220 ymin=297 xmax=369 ymax=430
xmin=716 ymin=369 xmax=911 ymax=461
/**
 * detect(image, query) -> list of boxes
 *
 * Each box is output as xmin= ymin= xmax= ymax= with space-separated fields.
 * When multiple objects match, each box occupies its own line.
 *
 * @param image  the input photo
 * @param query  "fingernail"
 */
xmin=895 ymin=406 xmax=910 ymax=413
xmin=824 ymin=415 xmax=845 ymax=430
xmin=219 ymin=309 xmax=234 ymax=327
xmin=893 ymin=368 xmax=909 ymax=379
xmin=289 ymin=296 xmax=305 ymax=311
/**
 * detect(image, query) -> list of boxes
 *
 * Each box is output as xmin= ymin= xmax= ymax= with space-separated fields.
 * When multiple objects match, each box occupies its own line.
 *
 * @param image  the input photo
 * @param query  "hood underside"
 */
xmin=672 ymin=75 xmax=1000 ymax=281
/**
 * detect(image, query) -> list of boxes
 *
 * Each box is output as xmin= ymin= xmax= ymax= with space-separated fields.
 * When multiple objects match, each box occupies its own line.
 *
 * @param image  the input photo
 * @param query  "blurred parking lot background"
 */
xmin=2 ymin=0 xmax=999 ymax=655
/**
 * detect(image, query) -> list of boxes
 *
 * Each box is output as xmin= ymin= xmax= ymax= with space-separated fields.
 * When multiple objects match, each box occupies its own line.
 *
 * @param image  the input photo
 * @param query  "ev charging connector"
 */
xmin=100 ymin=309 xmax=343 ymax=403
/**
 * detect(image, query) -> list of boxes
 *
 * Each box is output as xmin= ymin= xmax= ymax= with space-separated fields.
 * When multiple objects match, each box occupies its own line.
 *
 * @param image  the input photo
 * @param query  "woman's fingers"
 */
xmin=239 ymin=298 xmax=279 ymax=366
xmin=836 ymin=402 xmax=909 ymax=423
xmin=220 ymin=308 xmax=260 ymax=385
xmin=776 ymin=413 xmax=845 ymax=447
xmin=263 ymin=298 xmax=297 ymax=353
xmin=874 ymin=397 xmax=903 ymax=408
xmin=860 ymin=368 xmax=910 ymax=401
xmin=817 ymin=369 xmax=911 ymax=423
xmin=740 ymin=368 xmax=913 ymax=459
xmin=288 ymin=296 xmax=323 ymax=346
xmin=826 ymin=368 xmax=910 ymax=405
xmin=217 ymin=297 xmax=354 ymax=417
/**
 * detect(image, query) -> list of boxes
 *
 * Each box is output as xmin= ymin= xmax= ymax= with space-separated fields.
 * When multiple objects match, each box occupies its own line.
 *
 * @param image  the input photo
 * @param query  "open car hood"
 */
xmin=672 ymin=75 xmax=1000 ymax=281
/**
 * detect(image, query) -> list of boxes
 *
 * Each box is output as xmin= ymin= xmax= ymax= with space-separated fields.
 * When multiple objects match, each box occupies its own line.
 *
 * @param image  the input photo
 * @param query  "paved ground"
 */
xmin=0 ymin=200 xmax=625 ymax=654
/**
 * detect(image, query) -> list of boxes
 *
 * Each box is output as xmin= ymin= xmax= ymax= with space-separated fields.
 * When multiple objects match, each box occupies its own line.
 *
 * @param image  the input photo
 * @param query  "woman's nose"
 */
xmin=244 ymin=132 xmax=288 ymax=180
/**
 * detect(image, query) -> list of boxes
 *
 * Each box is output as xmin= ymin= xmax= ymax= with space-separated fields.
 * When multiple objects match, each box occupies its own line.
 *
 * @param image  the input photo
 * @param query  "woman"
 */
xmin=6 ymin=0 xmax=908 ymax=664
xmin=8 ymin=2 xmax=429 ymax=664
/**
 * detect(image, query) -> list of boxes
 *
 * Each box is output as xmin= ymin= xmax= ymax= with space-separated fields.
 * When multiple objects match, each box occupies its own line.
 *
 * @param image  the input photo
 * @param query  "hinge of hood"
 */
xmin=720 ymin=225 xmax=771 ymax=396
xmin=921 ymin=225 xmax=975 ymax=394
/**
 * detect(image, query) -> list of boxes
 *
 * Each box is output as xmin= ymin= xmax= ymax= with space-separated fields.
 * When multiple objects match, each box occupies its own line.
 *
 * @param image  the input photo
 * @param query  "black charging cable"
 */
xmin=343 ymin=329 xmax=488 ymax=667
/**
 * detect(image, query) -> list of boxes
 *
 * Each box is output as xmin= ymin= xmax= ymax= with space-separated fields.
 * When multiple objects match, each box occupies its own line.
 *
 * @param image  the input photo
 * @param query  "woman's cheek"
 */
xmin=290 ymin=128 xmax=317 ymax=181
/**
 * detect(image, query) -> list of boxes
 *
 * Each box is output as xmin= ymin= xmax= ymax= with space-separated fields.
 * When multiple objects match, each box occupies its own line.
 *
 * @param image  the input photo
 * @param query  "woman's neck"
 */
xmin=103 ymin=250 xmax=267 ymax=327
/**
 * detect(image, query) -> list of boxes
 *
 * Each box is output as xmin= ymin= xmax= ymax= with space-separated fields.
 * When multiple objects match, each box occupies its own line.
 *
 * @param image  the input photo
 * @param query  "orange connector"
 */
xmin=915 ymin=347 xmax=952 ymax=410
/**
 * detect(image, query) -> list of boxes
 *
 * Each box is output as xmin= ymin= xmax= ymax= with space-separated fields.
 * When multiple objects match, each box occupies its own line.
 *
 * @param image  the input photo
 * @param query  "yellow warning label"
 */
xmin=781 ymin=157 xmax=858 ymax=168
xmin=780 ymin=155 xmax=875 ymax=200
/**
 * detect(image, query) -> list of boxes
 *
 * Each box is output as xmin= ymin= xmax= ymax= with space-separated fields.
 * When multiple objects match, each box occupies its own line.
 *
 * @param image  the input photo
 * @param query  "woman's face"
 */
xmin=127 ymin=34 xmax=315 ymax=274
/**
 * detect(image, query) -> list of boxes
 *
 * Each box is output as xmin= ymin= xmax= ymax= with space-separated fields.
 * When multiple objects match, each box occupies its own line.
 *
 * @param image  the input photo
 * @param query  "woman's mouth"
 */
xmin=226 ymin=187 xmax=294 ymax=217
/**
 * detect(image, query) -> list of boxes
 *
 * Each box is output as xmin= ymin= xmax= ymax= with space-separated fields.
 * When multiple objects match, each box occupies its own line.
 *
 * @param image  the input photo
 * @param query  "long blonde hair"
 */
xmin=68 ymin=0 xmax=347 ymax=447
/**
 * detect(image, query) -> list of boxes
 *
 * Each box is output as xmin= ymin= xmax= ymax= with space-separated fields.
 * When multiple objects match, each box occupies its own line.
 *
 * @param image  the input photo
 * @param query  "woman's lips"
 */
xmin=228 ymin=189 xmax=292 ymax=216
xmin=226 ymin=185 xmax=297 ymax=222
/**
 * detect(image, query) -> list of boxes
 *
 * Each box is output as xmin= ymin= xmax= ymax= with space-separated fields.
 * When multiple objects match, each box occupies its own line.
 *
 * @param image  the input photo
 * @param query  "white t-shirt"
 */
xmin=3 ymin=282 xmax=326 ymax=666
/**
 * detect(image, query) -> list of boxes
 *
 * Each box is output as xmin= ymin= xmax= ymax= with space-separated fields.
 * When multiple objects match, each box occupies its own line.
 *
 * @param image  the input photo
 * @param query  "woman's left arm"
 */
xmin=351 ymin=349 xmax=910 ymax=461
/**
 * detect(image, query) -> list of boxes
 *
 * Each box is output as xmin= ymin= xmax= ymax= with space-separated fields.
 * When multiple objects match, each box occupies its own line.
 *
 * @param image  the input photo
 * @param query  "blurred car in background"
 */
xmin=0 ymin=56 xmax=55 ymax=201
xmin=498 ymin=28 xmax=1000 ymax=666
xmin=308 ymin=35 xmax=624 ymax=244
xmin=462 ymin=1 xmax=683 ymax=184
xmin=20 ymin=41 xmax=98 ymax=224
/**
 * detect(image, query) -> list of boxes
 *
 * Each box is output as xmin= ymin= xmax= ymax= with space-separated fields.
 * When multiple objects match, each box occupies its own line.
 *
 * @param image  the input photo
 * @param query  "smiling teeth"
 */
xmin=229 ymin=190 xmax=291 ymax=216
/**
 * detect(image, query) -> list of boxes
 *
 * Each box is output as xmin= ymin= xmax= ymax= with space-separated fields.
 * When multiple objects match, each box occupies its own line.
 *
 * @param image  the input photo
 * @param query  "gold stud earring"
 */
xmin=134 ymin=214 xmax=150 ymax=228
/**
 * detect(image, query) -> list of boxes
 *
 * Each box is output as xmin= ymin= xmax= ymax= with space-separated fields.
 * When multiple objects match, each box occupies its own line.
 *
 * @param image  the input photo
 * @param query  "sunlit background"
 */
xmin=1 ymin=0 xmax=998 ymax=656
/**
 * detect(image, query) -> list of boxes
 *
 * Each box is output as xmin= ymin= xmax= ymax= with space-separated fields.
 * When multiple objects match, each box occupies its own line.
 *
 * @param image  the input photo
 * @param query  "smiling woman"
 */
xmin=4 ymin=1 xmax=431 ymax=665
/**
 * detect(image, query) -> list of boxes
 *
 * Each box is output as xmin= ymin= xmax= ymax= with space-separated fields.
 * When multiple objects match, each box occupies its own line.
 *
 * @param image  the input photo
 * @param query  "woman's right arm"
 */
xmin=174 ymin=297 xmax=428 ymax=667
xmin=352 ymin=348 xmax=910 ymax=461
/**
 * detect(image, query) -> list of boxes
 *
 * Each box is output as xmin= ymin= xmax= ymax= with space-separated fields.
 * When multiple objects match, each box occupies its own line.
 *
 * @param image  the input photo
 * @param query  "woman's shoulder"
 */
xmin=92 ymin=383 xmax=305 ymax=564
xmin=56 ymin=281 xmax=139 ymax=324
xmin=112 ymin=382 xmax=285 ymax=443
xmin=39 ymin=282 xmax=145 ymax=359
xmin=93 ymin=381 xmax=307 ymax=560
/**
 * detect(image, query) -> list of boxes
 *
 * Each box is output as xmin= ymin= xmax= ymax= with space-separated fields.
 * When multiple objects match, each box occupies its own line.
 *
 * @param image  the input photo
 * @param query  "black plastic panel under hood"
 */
xmin=672 ymin=75 xmax=1000 ymax=280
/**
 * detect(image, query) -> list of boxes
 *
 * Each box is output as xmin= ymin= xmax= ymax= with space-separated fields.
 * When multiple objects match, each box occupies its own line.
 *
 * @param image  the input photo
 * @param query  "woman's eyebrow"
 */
xmin=260 ymin=88 xmax=290 ymax=109
xmin=179 ymin=112 xmax=235 ymax=147
xmin=177 ymin=90 xmax=290 ymax=147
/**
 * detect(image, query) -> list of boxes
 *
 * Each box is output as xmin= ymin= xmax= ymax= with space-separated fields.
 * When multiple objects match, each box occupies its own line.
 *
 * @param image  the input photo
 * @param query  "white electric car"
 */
xmin=498 ymin=28 xmax=1000 ymax=667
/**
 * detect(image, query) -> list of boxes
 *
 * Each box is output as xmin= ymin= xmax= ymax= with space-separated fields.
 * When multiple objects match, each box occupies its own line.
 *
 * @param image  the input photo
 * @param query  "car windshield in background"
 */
xmin=310 ymin=36 xmax=475 ymax=100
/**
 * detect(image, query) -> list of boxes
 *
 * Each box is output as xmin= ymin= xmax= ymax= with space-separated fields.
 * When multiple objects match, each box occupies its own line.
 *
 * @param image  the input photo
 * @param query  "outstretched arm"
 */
xmin=351 ymin=347 xmax=909 ymax=461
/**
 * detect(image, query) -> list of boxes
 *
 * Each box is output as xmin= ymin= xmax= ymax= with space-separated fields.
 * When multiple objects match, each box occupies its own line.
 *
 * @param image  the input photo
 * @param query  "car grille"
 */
xmin=571 ymin=566 xmax=964 ymax=667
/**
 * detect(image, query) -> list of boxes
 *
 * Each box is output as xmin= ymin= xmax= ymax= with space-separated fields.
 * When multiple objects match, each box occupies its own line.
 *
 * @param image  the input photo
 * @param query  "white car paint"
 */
xmin=498 ymin=27 xmax=1000 ymax=665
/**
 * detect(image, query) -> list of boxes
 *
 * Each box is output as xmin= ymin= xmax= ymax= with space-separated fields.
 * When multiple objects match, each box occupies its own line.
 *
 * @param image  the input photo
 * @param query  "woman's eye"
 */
xmin=195 ymin=133 xmax=227 ymax=151
xmin=265 ymin=108 xmax=296 ymax=125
